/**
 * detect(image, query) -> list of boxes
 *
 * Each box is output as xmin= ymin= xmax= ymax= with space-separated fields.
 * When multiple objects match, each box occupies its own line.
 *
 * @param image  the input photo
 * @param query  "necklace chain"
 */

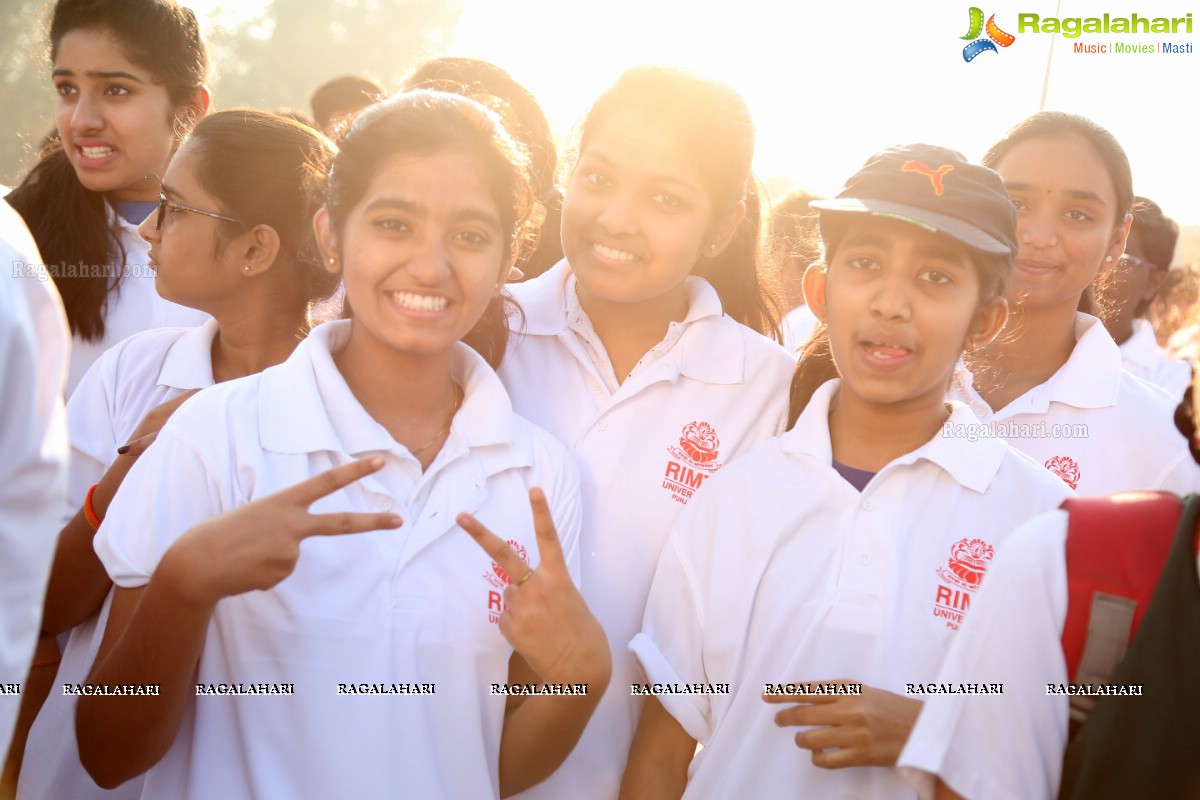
xmin=411 ymin=383 xmax=463 ymax=457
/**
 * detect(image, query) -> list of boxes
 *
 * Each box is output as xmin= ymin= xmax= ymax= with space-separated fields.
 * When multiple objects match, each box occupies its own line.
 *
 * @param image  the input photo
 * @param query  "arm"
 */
xmin=619 ymin=696 xmax=696 ymax=800
xmin=936 ymin=779 xmax=967 ymax=800
xmin=458 ymin=488 xmax=612 ymax=797
xmin=76 ymin=456 xmax=402 ymax=788
xmin=497 ymin=651 xmax=608 ymax=797
xmin=42 ymin=391 xmax=198 ymax=635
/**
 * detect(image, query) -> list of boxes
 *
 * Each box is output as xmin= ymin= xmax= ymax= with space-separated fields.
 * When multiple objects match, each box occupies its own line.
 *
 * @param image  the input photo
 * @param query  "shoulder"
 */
xmin=994 ymin=443 xmax=1075 ymax=500
xmin=1113 ymin=369 xmax=1189 ymax=440
xmin=93 ymin=325 xmax=198 ymax=377
xmin=508 ymin=413 xmax=579 ymax=480
xmin=163 ymin=371 xmax=267 ymax=451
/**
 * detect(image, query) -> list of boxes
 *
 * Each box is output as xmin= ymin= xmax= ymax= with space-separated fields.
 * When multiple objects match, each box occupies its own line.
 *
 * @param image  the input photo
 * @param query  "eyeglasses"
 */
xmin=1117 ymin=253 xmax=1161 ymax=271
xmin=156 ymin=192 xmax=241 ymax=231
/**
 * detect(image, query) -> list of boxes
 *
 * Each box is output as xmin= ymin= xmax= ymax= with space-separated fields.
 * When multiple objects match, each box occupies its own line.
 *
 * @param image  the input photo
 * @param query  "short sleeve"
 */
xmin=63 ymin=355 xmax=122 ymax=520
xmin=94 ymin=426 xmax=226 ymax=588
xmin=899 ymin=510 xmax=1071 ymax=800
xmin=629 ymin=529 xmax=712 ymax=742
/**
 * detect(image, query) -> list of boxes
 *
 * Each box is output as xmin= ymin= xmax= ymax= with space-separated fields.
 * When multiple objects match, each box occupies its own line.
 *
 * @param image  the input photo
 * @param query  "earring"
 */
xmin=328 ymin=257 xmax=337 ymax=266
xmin=709 ymin=244 xmax=718 ymax=253
xmin=1105 ymin=256 xmax=1113 ymax=263
xmin=243 ymin=265 xmax=251 ymax=273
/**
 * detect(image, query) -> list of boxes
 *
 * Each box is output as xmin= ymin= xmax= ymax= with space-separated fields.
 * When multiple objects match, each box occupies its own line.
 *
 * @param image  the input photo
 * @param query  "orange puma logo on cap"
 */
xmin=902 ymin=161 xmax=955 ymax=196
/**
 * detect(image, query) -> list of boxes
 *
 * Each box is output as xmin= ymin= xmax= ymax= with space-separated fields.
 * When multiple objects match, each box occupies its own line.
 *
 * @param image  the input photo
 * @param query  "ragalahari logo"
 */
xmin=961 ymin=7 xmax=1016 ymax=61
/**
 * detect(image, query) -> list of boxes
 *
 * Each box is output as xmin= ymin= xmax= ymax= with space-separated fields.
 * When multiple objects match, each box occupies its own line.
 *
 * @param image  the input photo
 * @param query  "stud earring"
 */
xmin=243 ymin=265 xmax=251 ymax=273
xmin=1105 ymin=256 xmax=1113 ymax=263
xmin=709 ymin=244 xmax=718 ymax=252
xmin=328 ymin=257 xmax=337 ymax=266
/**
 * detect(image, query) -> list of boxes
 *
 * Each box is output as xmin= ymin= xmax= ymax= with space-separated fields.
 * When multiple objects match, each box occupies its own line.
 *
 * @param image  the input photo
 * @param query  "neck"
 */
xmin=827 ymin=386 xmax=949 ymax=473
xmin=975 ymin=300 xmax=1078 ymax=412
xmin=333 ymin=323 xmax=459 ymax=466
xmin=209 ymin=292 xmax=310 ymax=383
xmin=576 ymin=280 xmax=690 ymax=383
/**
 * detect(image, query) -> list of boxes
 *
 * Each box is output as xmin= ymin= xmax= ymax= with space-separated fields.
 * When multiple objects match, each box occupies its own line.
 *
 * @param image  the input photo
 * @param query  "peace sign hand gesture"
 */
xmin=458 ymin=488 xmax=611 ymax=687
xmin=164 ymin=455 xmax=403 ymax=608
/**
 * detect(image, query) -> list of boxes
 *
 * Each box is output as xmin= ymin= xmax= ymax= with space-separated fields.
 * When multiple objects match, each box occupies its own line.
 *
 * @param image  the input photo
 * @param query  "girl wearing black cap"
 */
xmin=949 ymin=112 xmax=1198 ymax=496
xmin=620 ymin=144 xmax=1072 ymax=799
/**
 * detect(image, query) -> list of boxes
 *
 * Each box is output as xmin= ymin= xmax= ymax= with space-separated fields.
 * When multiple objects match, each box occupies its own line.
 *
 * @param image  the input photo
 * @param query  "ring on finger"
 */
xmin=515 ymin=569 xmax=535 ymax=586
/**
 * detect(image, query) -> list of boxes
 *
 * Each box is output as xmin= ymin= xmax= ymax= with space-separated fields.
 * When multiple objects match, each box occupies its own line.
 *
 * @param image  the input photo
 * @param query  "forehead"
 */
xmin=992 ymin=134 xmax=1118 ymax=207
xmin=52 ymin=27 xmax=151 ymax=79
xmin=357 ymin=148 xmax=502 ymax=220
xmin=160 ymin=145 xmax=206 ymax=196
xmin=580 ymin=109 xmax=706 ymax=189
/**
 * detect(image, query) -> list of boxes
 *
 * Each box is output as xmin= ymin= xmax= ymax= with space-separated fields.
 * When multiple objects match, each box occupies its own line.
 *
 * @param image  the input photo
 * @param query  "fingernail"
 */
xmin=117 ymin=444 xmax=131 ymax=455
xmin=388 ymin=515 xmax=403 ymax=526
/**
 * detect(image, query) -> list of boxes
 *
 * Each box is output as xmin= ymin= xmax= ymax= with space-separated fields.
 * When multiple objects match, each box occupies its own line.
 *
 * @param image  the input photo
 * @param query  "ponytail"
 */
xmin=6 ymin=142 xmax=126 ymax=341
xmin=694 ymin=180 xmax=783 ymax=341
xmin=786 ymin=323 xmax=838 ymax=427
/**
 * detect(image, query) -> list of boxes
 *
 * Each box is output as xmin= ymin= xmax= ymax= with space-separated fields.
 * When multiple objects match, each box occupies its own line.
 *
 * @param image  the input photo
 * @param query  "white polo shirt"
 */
xmin=899 ymin=511 xmax=1073 ymax=800
xmin=498 ymin=260 xmax=795 ymax=799
xmin=781 ymin=303 xmax=818 ymax=355
xmin=18 ymin=320 xmax=218 ymax=800
xmin=94 ymin=320 xmax=582 ymax=800
xmin=952 ymin=313 xmax=1199 ymax=496
xmin=630 ymin=380 xmax=1071 ymax=800
xmin=1120 ymin=319 xmax=1191 ymax=400
xmin=0 ymin=200 xmax=69 ymax=763
xmin=65 ymin=207 xmax=209 ymax=397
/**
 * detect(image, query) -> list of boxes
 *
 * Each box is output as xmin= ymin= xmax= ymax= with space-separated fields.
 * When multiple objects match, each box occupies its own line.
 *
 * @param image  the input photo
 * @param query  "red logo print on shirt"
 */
xmin=1044 ymin=455 xmax=1080 ymax=490
xmin=662 ymin=422 xmax=723 ymax=505
xmin=484 ymin=540 xmax=529 ymax=623
xmin=932 ymin=538 xmax=996 ymax=631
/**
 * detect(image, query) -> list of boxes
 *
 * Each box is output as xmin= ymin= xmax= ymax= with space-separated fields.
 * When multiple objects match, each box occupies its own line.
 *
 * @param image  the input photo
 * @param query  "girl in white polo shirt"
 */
xmin=952 ymin=112 xmax=1197 ymax=496
xmin=620 ymin=144 xmax=1073 ymax=799
xmin=6 ymin=0 xmax=212 ymax=396
xmin=497 ymin=66 xmax=796 ymax=799
xmin=17 ymin=110 xmax=338 ymax=800
xmin=75 ymin=91 xmax=610 ymax=800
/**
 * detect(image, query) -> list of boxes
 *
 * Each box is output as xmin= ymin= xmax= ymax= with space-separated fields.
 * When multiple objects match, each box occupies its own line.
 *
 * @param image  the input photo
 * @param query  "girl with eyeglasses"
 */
xmin=17 ymin=109 xmax=338 ymax=800
xmin=5 ymin=0 xmax=212 ymax=398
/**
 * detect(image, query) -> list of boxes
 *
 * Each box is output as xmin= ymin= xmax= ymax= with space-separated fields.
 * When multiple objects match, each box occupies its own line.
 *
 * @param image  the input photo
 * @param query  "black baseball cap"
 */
xmin=811 ymin=144 xmax=1017 ymax=256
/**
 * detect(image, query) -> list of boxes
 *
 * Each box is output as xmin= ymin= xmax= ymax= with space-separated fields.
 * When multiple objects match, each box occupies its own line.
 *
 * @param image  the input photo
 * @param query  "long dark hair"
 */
xmin=184 ymin=110 xmax=338 ymax=319
xmin=570 ymin=66 xmax=783 ymax=339
xmin=322 ymin=90 xmax=537 ymax=368
xmin=5 ymin=0 xmax=209 ymax=341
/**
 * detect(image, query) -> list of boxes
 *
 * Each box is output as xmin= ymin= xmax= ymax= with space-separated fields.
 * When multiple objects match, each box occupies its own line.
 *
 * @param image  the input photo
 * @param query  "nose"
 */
xmin=595 ymin=190 xmax=640 ymax=237
xmin=405 ymin=232 xmax=452 ymax=284
xmin=869 ymin=273 xmax=913 ymax=322
xmin=138 ymin=209 xmax=160 ymax=244
xmin=70 ymin=90 xmax=103 ymax=134
xmin=1019 ymin=211 xmax=1058 ymax=249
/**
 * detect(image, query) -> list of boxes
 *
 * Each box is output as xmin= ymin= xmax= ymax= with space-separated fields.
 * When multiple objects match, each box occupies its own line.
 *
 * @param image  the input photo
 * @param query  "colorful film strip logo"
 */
xmin=962 ymin=7 xmax=1016 ymax=61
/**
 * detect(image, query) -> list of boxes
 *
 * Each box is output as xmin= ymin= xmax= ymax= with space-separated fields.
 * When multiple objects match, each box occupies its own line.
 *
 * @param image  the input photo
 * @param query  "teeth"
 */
xmin=80 ymin=146 xmax=114 ymax=159
xmin=594 ymin=243 xmax=635 ymax=262
xmin=866 ymin=342 xmax=909 ymax=359
xmin=391 ymin=291 xmax=448 ymax=312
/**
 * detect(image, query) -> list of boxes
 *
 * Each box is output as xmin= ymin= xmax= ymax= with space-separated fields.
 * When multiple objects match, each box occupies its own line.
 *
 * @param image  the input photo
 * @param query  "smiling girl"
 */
xmin=6 ymin=0 xmax=211 ymax=396
xmin=73 ymin=91 xmax=608 ymax=800
xmin=620 ymin=145 xmax=1070 ymax=799
xmin=16 ymin=110 xmax=337 ymax=800
xmin=497 ymin=66 xmax=795 ymax=799
xmin=954 ymin=112 xmax=1197 ymax=495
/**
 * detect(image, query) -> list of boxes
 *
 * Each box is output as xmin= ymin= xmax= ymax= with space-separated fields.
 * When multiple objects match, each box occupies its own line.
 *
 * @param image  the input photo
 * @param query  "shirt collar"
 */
xmin=157 ymin=317 xmax=218 ymax=390
xmin=259 ymin=321 xmax=529 ymax=471
xmin=1119 ymin=319 xmax=1164 ymax=368
xmin=512 ymin=258 xmax=745 ymax=385
xmin=782 ymin=378 xmax=1009 ymax=494
xmin=1034 ymin=312 xmax=1123 ymax=409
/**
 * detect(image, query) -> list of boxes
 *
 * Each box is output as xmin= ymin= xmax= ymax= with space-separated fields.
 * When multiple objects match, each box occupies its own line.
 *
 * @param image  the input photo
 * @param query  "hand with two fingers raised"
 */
xmin=762 ymin=680 xmax=923 ymax=769
xmin=457 ymin=487 xmax=611 ymax=688
xmin=162 ymin=455 xmax=403 ymax=608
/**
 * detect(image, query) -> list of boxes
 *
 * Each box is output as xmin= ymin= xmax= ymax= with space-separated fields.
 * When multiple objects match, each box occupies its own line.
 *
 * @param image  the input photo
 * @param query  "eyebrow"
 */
xmin=1005 ymin=182 xmax=1107 ymax=205
xmin=842 ymin=231 xmax=966 ymax=265
xmin=52 ymin=68 xmax=148 ymax=84
xmin=363 ymin=197 xmax=501 ymax=227
xmin=578 ymin=150 xmax=703 ymax=194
